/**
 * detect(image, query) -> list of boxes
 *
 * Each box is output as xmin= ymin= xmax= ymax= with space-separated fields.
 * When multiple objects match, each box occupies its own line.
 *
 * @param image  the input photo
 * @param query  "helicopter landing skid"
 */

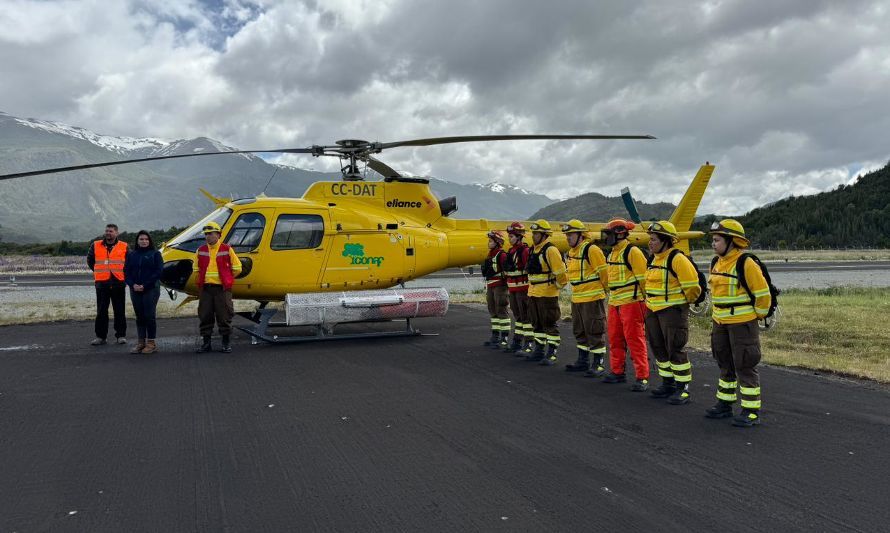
xmin=235 ymin=307 xmax=436 ymax=345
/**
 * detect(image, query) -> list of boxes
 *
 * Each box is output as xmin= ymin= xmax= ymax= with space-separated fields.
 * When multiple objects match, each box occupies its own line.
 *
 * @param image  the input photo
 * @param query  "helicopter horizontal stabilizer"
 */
xmin=199 ymin=188 xmax=231 ymax=207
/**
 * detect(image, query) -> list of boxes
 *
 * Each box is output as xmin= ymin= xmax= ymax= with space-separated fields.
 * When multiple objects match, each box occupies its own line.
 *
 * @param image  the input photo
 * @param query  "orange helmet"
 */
xmin=506 ymin=222 xmax=526 ymax=236
xmin=487 ymin=230 xmax=506 ymax=244
xmin=604 ymin=218 xmax=635 ymax=232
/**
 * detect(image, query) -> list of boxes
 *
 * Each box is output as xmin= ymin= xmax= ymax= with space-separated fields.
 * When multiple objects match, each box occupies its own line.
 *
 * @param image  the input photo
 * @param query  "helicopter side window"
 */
xmin=225 ymin=212 xmax=266 ymax=253
xmin=271 ymin=214 xmax=324 ymax=250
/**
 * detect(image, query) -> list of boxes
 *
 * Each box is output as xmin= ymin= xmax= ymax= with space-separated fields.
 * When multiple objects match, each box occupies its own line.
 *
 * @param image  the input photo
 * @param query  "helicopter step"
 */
xmin=235 ymin=287 xmax=449 ymax=344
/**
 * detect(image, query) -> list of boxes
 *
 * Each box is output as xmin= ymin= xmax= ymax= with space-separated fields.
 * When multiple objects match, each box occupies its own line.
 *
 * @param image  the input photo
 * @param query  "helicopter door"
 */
xmin=322 ymin=227 xmax=408 ymax=290
xmin=224 ymin=209 xmax=271 ymax=296
xmin=267 ymin=211 xmax=329 ymax=293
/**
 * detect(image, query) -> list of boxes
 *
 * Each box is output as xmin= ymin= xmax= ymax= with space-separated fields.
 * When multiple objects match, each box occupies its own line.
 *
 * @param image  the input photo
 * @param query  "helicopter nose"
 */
xmin=161 ymin=259 xmax=193 ymax=291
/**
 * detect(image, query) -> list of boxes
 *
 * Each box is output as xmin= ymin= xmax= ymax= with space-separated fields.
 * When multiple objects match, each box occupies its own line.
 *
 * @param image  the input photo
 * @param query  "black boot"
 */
xmin=504 ymin=336 xmax=522 ymax=354
xmin=221 ymin=335 xmax=232 ymax=353
xmin=650 ymin=377 xmax=676 ymax=398
xmin=705 ymin=400 xmax=734 ymax=419
xmin=538 ymin=345 xmax=558 ymax=366
xmin=497 ymin=331 xmax=509 ymax=349
xmin=584 ymin=354 xmax=606 ymax=378
xmin=195 ymin=335 xmax=212 ymax=353
xmin=525 ymin=343 xmax=545 ymax=362
xmin=565 ymin=349 xmax=590 ymax=372
xmin=732 ymin=409 xmax=761 ymax=427
xmin=602 ymin=372 xmax=627 ymax=384
xmin=483 ymin=330 xmax=499 ymax=347
xmin=667 ymin=382 xmax=690 ymax=405
xmin=630 ymin=378 xmax=649 ymax=392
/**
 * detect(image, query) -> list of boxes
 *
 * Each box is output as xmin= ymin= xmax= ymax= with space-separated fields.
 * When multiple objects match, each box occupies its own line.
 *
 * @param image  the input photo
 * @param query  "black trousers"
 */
xmin=95 ymin=282 xmax=127 ymax=340
xmin=130 ymin=286 xmax=160 ymax=339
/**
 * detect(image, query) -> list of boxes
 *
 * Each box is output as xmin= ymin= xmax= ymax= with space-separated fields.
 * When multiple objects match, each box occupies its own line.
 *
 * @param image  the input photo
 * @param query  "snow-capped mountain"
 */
xmin=0 ymin=112 xmax=554 ymax=243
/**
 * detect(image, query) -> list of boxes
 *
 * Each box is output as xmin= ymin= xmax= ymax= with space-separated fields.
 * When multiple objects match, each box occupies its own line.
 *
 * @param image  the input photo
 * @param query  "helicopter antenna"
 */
xmin=262 ymin=165 xmax=280 ymax=194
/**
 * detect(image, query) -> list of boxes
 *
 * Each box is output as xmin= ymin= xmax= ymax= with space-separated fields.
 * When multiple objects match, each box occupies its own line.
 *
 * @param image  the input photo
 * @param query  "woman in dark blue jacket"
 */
xmin=124 ymin=230 xmax=164 ymax=354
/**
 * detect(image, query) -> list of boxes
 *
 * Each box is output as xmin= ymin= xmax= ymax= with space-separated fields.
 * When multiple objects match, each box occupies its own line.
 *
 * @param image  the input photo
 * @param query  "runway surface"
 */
xmin=0 ymin=306 xmax=888 ymax=532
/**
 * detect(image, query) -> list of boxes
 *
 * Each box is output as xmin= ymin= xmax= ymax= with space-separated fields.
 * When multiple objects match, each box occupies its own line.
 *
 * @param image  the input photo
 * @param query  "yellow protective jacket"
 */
xmin=606 ymin=240 xmax=647 ymax=306
xmin=527 ymin=238 xmax=568 ymax=298
xmin=645 ymin=249 xmax=702 ymax=312
xmin=566 ymin=239 xmax=608 ymax=303
xmin=709 ymin=248 xmax=771 ymax=324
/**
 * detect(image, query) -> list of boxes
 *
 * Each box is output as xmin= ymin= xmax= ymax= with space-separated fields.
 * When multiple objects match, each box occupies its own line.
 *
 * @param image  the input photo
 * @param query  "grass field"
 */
xmin=689 ymin=248 xmax=890 ymax=262
xmin=452 ymin=287 xmax=890 ymax=383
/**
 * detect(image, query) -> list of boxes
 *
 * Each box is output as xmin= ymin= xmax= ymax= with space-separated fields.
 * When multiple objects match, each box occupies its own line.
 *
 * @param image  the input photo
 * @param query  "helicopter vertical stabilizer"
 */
xmin=668 ymin=163 xmax=715 ymax=253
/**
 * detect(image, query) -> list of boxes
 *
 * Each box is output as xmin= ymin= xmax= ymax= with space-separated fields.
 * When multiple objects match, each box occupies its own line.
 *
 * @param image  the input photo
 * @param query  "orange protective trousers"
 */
xmin=607 ymin=301 xmax=649 ymax=379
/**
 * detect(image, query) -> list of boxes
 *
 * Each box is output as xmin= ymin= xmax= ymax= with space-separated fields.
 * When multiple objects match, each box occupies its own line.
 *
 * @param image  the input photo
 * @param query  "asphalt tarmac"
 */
xmin=1 ymin=306 xmax=888 ymax=532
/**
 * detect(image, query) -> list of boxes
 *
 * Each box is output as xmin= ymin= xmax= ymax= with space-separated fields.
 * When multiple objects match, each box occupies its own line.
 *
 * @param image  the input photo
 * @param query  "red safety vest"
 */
xmin=93 ymin=240 xmax=127 ymax=282
xmin=196 ymin=243 xmax=235 ymax=290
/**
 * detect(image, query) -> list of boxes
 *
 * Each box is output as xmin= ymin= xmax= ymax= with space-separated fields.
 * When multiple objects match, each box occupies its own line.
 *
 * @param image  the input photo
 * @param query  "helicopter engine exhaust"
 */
xmin=285 ymin=287 xmax=449 ymax=327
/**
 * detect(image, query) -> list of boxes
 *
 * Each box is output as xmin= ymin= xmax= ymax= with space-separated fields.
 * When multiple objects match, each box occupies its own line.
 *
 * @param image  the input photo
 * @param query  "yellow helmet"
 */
xmin=560 ymin=219 xmax=587 ymax=234
xmin=647 ymin=220 xmax=679 ymax=243
xmin=202 ymin=221 xmax=222 ymax=234
xmin=529 ymin=219 xmax=553 ymax=234
xmin=709 ymin=219 xmax=750 ymax=248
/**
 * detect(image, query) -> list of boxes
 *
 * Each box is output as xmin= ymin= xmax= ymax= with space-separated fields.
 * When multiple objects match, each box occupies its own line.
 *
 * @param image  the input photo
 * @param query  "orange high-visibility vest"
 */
xmin=93 ymin=240 xmax=128 ymax=282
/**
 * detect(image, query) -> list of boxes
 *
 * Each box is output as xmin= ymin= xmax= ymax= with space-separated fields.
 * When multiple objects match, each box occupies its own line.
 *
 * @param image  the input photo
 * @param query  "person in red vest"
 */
xmin=193 ymin=221 xmax=242 ymax=353
xmin=87 ymin=223 xmax=129 ymax=345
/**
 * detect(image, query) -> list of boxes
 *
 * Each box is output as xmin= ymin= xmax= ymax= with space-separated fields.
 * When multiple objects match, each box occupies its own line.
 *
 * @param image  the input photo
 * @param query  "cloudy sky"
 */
xmin=2 ymin=0 xmax=889 ymax=214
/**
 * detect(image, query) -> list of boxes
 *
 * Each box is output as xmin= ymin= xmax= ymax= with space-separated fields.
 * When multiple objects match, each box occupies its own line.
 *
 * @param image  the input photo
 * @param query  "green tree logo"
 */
xmin=342 ymin=243 xmax=365 ymax=257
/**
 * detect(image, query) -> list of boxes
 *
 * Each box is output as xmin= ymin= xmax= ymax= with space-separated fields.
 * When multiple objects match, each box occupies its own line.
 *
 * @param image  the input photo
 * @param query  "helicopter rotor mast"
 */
xmin=0 ymin=134 xmax=655 ymax=182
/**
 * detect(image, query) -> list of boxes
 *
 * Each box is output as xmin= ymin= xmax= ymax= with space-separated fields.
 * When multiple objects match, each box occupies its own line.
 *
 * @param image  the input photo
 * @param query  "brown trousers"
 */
xmin=571 ymin=300 xmax=606 ymax=354
xmin=645 ymin=305 xmax=691 ymax=383
xmin=528 ymin=296 xmax=561 ymax=347
xmin=486 ymin=285 xmax=509 ymax=319
xmin=711 ymin=320 xmax=762 ymax=410
xmin=508 ymin=290 xmax=530 ymax=338
xmin=198 ymin=284 xmax=234 ymax=337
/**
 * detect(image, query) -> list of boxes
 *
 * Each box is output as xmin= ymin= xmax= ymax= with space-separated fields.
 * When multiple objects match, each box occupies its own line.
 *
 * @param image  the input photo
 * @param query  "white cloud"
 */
xmin=1 ymin=0 xmax=889 ymax=214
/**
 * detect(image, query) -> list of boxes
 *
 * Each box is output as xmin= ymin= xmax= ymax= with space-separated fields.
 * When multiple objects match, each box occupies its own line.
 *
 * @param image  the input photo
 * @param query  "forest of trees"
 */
xmin=736 ymin=161 xmax=890 ymax=248
xmin=0 ymin=226 xmax=188 ymax=256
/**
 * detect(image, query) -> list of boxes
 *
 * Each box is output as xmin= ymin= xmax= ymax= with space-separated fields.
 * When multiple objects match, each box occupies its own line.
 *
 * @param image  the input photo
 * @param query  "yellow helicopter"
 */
xmin=1 ymin=135 xmax=714 ymax=341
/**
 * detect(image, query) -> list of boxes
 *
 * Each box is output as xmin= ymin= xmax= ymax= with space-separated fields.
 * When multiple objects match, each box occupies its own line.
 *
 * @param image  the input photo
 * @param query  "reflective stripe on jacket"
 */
xmin=645 ymin=249 xmax=702 ymax=312
xmin=606 ymin=240 xmax=646 ymax=306
xmin=566 ymin=240 xmax=608 ymax=303
xmin=194 ymin=242 xmax=240 ymax=290
xmin=93 ymin=240 xmax=128 ymax=282
xmin=709 ymin=248 xmax=771 ymax=324
xmin=505 ymin=243 xmax=530 ymax=292
xmin=528 ymin=238 xmax=568 ymax=298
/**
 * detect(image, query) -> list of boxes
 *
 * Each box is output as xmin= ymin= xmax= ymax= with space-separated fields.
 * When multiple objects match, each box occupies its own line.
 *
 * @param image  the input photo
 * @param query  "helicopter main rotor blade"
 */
xmin=0 ymin=148 xmax=318 ymax=181
xmin=365 ymin=156 xmax=401 ymax=179
xmin=377 ymin=134 xmax=655 ymax=150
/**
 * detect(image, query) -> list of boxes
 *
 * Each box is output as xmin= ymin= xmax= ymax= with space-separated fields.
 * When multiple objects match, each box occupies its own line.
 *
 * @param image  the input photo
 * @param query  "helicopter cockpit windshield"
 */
xmin=166 ymin=207 xmax=233 ymax=252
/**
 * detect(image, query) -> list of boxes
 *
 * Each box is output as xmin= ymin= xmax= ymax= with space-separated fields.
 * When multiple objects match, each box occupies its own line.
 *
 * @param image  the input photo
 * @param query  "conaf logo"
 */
xmin=342 ymin=242 xmax=384 ymax=267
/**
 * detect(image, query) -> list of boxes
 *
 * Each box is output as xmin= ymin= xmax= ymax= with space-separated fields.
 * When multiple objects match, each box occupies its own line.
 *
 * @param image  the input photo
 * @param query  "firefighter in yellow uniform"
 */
xmin=524 ymin=220 xmax=568 ymax=366
xmin=601 ymin=219 xmax=649 ymax=383
xmin=644 ymin=221 xmax=702 ymax=400
xmin=706 ymin=219 xmax=771 ymax=427
xmin=561 ymin=220 xmax=609 ymax=375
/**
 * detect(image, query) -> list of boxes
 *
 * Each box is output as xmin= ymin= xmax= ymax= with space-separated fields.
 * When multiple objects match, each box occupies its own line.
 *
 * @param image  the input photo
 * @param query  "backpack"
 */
xmin=709 ymin=252 xmax=780 ymax=318
xmin=481 ymin=249 xmax=506 ymax=279
xmin=648 ymin=249 xmax=708 ymax=305
xmin=503 ymin=244 xmax=529 ymax=273
xmin=526 ymin=242 xmax=553 ymax=275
